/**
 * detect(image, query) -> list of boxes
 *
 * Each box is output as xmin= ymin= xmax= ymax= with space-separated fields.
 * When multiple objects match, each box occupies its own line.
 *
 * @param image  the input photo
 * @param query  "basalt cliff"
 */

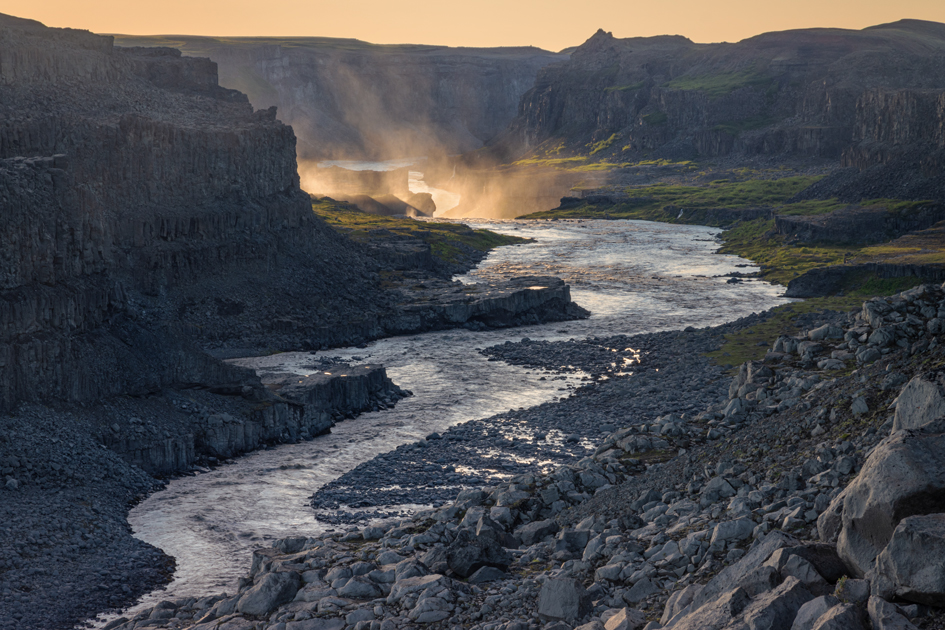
xmin=112 ymin=34 xmax=566 ymax=161
xmin=493 ymin=20 xmax=945 ymax=200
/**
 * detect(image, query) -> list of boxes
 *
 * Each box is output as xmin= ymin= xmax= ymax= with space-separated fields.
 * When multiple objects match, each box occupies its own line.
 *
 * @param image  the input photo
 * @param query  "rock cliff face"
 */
xmin=496 ymin=20 xmax=945 ymax=168
xmin=112 ymin=34 xmax=566 ymax=161
xmin=0 ymin=13 xmax=395 ymax=413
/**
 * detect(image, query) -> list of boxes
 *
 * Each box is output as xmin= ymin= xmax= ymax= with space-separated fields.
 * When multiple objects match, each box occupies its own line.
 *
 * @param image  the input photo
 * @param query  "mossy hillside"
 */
xmin=663 ymin=68 xmax=774 ymax=98
xmin=526 ymin=177 xmax=822 ymax=222
xmin=311 ymin=199 xmax=530 ymax=265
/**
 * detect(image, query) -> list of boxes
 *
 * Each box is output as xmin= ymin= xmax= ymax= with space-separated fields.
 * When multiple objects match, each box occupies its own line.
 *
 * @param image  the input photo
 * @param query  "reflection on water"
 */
xmin=115 ymin=218 xmax=790 ymax=622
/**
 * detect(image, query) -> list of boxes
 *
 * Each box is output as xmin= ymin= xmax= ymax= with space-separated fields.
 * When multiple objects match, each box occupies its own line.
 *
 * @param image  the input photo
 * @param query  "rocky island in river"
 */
xmin=3 ymin=8 xmax=945 ymax=630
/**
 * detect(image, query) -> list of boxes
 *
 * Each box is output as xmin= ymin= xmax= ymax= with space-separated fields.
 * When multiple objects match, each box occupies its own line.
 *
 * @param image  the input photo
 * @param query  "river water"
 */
xmin=105 ymin=217 xmax=790 ymax=623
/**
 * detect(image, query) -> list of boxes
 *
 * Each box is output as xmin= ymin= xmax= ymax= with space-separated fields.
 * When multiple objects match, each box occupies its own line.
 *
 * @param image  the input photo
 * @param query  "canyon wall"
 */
xmin=495 ymin=21 xmax=945 ymax=170
xmin=0 ymin=13 xmax=392 ymax=412
xmin=112 ymin=34 xmax=567 ymax=161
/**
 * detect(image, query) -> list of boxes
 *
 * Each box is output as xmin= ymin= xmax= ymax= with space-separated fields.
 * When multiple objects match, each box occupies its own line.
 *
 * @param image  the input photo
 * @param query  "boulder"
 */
xmin=337 ymin=576 xmax=383 ymax=599
xmin=538 ymin=578 xmax=592 ymax=622
xmin=867 ymin=596 xmax=920 ymax=630
xmin=710 ymin=518 xmax=755 ymax=545
xmin=467 ymin=566 xmax=508 ymax=584
xmin=834 ymin=578 xmax=870 ymax=604
xmin=687 ymin=531 xmax=798 ymax=611
xmin=872 ymin=514 xmax=945 ymax=606
xmin=660 ymin=584 xmax=703 ymax=626
xmin=604 ymin=607 xmax=646 ymax=630
xmin=445 ymin=529 xmax=512 ymax=578
xmin=893 ymin=369 xmax=945 ymax=432
xmin=667 ymin=587 xmax=750 ymax=630
xmin=810 ymin=603 xmax=867 ymax=630
xmin=286 ymin=619 xmax=346 ymax=630
xmin=737 ymin=565 xmax=781 ymax=597
xmin=736 ymin=576 xmax=814 ymax=630
xmin=624 ymin=577 xmax=659 ymax=603
xmin=790 ymin=595 xmax=839 ymax=630
xmin=836 ymin=428 xmax=945 ymax=577
xmin=236 ymin=571 xmax=300 ymax=616
xmin=515 ymin=518 xmax=559 ymax=545
xmin=387 ymin=574 xmax=448 ymax=604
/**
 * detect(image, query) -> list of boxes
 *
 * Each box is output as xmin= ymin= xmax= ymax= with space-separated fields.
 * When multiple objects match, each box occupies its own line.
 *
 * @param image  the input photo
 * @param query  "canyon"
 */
xmin=3 ymin=9 xmax=945 ymax=630
xmin=111 ymin=33 xmax=566 ymax=161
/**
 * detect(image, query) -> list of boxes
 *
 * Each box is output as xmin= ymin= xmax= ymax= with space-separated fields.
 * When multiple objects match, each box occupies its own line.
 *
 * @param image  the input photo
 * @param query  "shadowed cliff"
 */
xmin=0 ymin=13 xmax=398 ymax=412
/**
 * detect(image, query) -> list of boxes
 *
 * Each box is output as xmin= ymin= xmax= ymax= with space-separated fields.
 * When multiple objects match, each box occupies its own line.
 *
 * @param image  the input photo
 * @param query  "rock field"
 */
xmin=98 ymin=284 xmax=945 ymax=630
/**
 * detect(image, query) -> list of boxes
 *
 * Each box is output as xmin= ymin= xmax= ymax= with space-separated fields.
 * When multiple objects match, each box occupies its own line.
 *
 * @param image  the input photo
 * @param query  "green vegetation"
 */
xmin=642 ymin=112 xmax=668 ymax=126
xmin=712 ymin=116 xmax=778 ymax=137
xmin=664 ymin=69 xmax=773 ymax=98
xmin=718 ymin=218 xmax=857 ymax=286
xmin=604 ymin=81 xmax=647 ymax=93
xmin=527 ymin=177 xmax=822 ymax=222
xmin=311 ymin=199 xmax=530 ymax=266
xmin=589 ymin=133 xmax=619 ymax=155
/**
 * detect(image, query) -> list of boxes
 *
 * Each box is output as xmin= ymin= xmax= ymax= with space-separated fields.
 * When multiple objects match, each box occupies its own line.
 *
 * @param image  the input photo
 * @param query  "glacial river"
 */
xmin=95 ymin=218 xmax=791 ymax=625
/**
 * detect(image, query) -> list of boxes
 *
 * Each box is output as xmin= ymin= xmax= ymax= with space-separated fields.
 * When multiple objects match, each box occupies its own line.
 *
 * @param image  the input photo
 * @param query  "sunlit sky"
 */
xmin=6 ymin=0 xmax=945 ymax=51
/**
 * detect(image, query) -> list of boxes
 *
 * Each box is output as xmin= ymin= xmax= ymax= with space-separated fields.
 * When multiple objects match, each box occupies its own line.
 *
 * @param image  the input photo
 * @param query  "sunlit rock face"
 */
xmin=496 ymin=22 xmax=945 ymax=177
xmin=112 ymin=33 xmax=567 ymax=162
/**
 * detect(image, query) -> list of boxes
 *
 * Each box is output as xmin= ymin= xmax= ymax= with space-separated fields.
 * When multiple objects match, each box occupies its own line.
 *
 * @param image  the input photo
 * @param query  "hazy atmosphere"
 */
xmin=5 ymin=4 xmax=945 ymax=630
xmin=6 ymin=0 xmax=945 ymax=48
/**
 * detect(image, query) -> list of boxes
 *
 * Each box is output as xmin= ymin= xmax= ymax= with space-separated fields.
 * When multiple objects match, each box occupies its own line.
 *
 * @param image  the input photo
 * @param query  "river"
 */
xmin=97 ymin=217 xmax=790 ymax=624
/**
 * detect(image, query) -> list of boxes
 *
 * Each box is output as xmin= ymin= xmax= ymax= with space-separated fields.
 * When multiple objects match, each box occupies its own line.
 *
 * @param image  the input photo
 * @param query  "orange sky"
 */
xmin=5 ymin=0 xmax=945 ymax=50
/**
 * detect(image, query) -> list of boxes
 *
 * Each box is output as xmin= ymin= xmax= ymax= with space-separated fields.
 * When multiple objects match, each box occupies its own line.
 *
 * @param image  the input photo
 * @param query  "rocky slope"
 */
xmin=114 ymin=283 xmax=945 ymax=630
xmin=111 ymin=34 xmax=566 ymax=161
xmin=493 ymin=20 xmax=945 ymax=187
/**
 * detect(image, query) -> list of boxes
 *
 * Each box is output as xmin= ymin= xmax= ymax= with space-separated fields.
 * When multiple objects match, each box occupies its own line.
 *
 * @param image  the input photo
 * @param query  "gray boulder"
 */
xmin=893 ymin=369 xmax=945 ymax=432
xmin=736 ymin=565 xmax=780 ymax=597
xmin=710 ymin=518 xmax=755 ymax=545
xmin=515 ymin=518 xmax=559 ymax=545
xmin=872 ymin=514 xmax=945 ymax=606
xmin=337 ymin=576 xmax=383 ymax=599
xmin=446 ymin=528 xmax=512 ymax=578
xmin=867 ymin=596 xmax=920 ymax=630
xmin=538 ymin=578 xmax=592 ymax=622
xmin=810 ymin=603 xmax=867 ymax=630
xmin=687 ymin=531 xmax=798 ymax=611
xmin=604 ymin=607 xmax=646 ymax=630
xmin=734 ymin=576 xmax=813 ymax=630
xmin=836 ymin=429 xmax=945 ymax=577
xmin=660 ymin=584 xmax=704 ymax=626
xmin=236 ymin=571 xmax=300 ymax=616
xmin=667 ymin=587 xmax=750 ymax=630
xmin=624 ymin=577 xmax=659 ymax=604
xmin=790 ymin=596 xmax=839 ymax=630
xmin=834 ymin=578 xmax=870 ymax=604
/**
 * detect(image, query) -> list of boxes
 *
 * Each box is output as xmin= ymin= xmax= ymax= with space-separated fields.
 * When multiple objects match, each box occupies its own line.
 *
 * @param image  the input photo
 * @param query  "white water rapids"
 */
xmin=93 ymin=216 xmax=792 ymax=626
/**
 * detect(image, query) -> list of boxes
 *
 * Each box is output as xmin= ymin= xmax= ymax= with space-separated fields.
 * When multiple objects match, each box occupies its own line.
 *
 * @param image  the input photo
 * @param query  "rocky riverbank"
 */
xmin=113 ymin=283 xmax=945 ymax=630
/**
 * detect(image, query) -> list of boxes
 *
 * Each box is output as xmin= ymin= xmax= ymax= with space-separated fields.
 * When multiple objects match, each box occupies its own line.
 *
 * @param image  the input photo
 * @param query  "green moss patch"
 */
xmin=312 ymin=199 xmax=530 ymax=265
